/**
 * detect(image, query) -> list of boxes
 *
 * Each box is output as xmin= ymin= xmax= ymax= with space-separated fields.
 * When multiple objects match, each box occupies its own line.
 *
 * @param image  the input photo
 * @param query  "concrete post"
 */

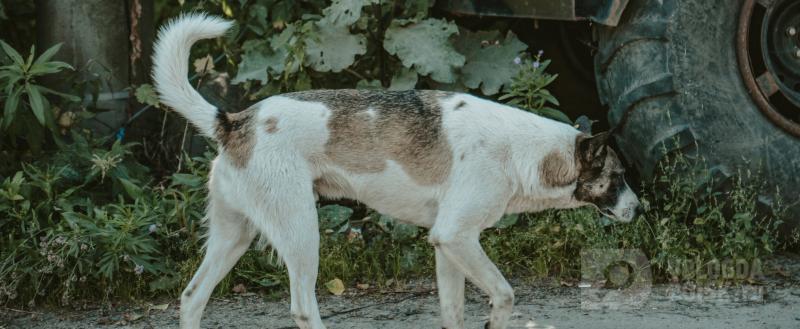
xmin=35 ymin=0 xmax=153 ymax=135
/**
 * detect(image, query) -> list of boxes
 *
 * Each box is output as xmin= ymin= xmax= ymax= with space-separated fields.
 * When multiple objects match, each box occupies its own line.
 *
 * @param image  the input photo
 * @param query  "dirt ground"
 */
xmin=3 ymin=256 xmax=800 ymax=329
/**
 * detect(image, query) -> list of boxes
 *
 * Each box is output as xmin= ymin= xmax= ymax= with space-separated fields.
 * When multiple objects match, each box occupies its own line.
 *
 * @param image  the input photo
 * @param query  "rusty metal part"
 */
xmin=437 ymin=0 xmax=629 ymax=27
xmin=737 ymin=0 xmax=800 ymax=137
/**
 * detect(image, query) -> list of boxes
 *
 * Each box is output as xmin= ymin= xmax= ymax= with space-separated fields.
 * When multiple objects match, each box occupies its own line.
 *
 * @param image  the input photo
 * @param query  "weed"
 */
xmin=0 ymin=134 xmax=784 ymax=307
xmin=0 ymin=41 xmax=79 ymax=152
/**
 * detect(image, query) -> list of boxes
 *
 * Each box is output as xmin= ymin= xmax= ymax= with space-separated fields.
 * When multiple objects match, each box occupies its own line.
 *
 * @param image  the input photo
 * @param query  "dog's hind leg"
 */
xmin=436 ymin=248 xmax=466 ymax=329
xmin=180 ymin=197 xmax=256 ymax=329
xmin=273 ymin=209 xmax=325 ymax=329
xmin=246 ymin=174 xmax=325 ymax=329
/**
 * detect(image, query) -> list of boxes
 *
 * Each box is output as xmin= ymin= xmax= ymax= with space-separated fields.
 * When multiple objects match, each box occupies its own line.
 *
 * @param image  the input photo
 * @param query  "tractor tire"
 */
xmin=594 ymin=0 xmax=800 ymax=227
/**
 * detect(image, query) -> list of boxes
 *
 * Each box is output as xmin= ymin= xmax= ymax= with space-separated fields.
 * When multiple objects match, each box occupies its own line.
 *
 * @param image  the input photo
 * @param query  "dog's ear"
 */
xmin=577 ymin=131 xmax=612 ymax=166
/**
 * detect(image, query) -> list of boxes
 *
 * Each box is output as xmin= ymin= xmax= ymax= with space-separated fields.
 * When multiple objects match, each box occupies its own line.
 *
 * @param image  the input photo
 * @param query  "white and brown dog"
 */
xmin=153 ymin=14 xmax=640 ymax=329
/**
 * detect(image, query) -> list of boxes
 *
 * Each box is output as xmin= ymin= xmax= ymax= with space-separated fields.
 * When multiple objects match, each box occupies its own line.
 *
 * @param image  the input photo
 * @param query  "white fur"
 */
xmin=154 ymin=14 xmax=638 ymax=329
xmin=152 ymin=13 xmax=233 ymax=138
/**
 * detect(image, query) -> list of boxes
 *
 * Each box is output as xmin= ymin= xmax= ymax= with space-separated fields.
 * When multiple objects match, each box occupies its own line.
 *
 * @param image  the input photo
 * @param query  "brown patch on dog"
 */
xmin=539 ymin=150 xmax=578 ymax=187
xmin=287 ymin=90 xmax=454 ymax=185
xmin=183 ymin=283 xmax=198 ymax=297
xmin=215 ymin=106 xmax=257 ymax=168
xmin=264 ymin=116 xmax=279 ymax=134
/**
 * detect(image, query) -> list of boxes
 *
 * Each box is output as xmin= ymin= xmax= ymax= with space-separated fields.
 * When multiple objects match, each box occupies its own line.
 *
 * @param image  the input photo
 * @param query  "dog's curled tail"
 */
xmin=152 ymin=13 xmax=232 ymax=138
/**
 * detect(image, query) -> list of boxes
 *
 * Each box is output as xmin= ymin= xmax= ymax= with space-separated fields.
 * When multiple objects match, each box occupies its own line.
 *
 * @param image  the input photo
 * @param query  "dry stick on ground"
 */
xmin=1 ymin=307 xmax=43 ymax=315
xmin=274 ymin=290 xmax=433 ymax=329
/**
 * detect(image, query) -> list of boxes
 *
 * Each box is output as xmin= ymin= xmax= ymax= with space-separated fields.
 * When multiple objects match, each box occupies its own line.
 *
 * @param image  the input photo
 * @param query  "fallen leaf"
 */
xmin=123 ymin=312 xmax=143 ymax=322
xmin=150 ymin=303 xmax=169 ymax=311
xmin=325 ymin=278 xmax=345 ymax=295
xmin=356 ymin=283 xmax=370 ymax=290
xmin=346 ymin=228 xmax=362 ymax=242
xmin=232 ymin=283 xmax=247 ymax=294
xmin=193 ymin=54 xmax=214 ymax=74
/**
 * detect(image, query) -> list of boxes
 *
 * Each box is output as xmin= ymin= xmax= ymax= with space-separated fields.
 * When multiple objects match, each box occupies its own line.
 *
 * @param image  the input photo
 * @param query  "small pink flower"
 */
xmin=134 ymin=264 xmax=144 ymax=275
xmin=513 ymin=57 xmax=522 ymax=65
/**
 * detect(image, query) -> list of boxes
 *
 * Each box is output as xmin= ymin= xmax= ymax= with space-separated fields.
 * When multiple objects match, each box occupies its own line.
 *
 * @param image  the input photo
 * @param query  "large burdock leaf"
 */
xmin=232 ymin=25 xmax=298 ymax=85
xmin=454 ymin=29 xmax=527 ymax=95
xmin=321 ymin=0 xmax=378 ymax=27
xmin=305 ymin=22 xmax=367 ymax=73
xmin=232 ymin=39 xmax=287 ymax=84
xmin=383 ymin=18 xmax=465 ymax=83
xmin=388 ymin=68 xmax=418 ymax=91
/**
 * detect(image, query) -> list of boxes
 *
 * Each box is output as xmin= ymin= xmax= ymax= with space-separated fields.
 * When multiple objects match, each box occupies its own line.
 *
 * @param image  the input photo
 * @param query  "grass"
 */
xmin=0 ymin=136 xmax=791 ymax=308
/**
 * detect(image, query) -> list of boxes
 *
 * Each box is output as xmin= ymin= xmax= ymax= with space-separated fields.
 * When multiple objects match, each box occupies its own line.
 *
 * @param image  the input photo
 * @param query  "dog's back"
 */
xmin=206 ymin=88 xmax=579 ymax=227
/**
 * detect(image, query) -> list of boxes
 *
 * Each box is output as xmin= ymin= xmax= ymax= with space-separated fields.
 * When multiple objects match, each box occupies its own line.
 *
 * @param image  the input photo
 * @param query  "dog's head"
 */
xmin=574 ymin=132 xmax=640 ymax=222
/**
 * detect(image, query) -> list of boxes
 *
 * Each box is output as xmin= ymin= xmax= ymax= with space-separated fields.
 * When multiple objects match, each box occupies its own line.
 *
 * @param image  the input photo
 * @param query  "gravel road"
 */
xmin=4 ymin=280 xmax=800 ymax=329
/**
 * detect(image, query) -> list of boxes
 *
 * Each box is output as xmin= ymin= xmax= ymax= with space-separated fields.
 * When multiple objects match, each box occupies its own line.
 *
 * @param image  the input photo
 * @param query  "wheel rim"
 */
xmin=738 ymin=0 xmax=800 ymax=137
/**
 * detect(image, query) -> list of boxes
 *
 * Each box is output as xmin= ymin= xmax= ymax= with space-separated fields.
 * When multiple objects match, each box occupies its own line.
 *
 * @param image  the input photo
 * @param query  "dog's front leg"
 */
xmin=436 ymin=248 xmax=466 ymax=329
xmin=431 ymin=229 xmax=514 ymax=329
xmin=429 ymin=180 xmax=514 ymax=329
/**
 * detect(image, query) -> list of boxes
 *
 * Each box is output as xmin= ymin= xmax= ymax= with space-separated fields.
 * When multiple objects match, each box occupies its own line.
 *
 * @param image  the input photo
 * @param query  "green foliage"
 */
xmin=0 ymin=41 xmax=79 ymax=151
xmin=0 ymin=136 xmax=207 ymax=306
xmin=232 ymin=39 xmax=286 ymax=84
xmin=454 ymin=30 xmax=527 ymax=95
xmin=384 ymin=18 xmax=464 ymax=83
xmin=2 ymin=139 xmax=783 ymax=306
xmin=224 ymin=0 xmax=521 ymax=95
xmin=321 ymin=0 xmax=378 ymax=27
xmin=388 ymin=67 xmax=418 ymax=91
xmin=304 ymin=23 xmax=367 ymax=73
xmin=499 ymin=51 xmax=569 ymax=123
xmin=134 ymin=84 xmax=160 ymax=108
xmin=624 ymin=147 xmax=785 ymax=282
